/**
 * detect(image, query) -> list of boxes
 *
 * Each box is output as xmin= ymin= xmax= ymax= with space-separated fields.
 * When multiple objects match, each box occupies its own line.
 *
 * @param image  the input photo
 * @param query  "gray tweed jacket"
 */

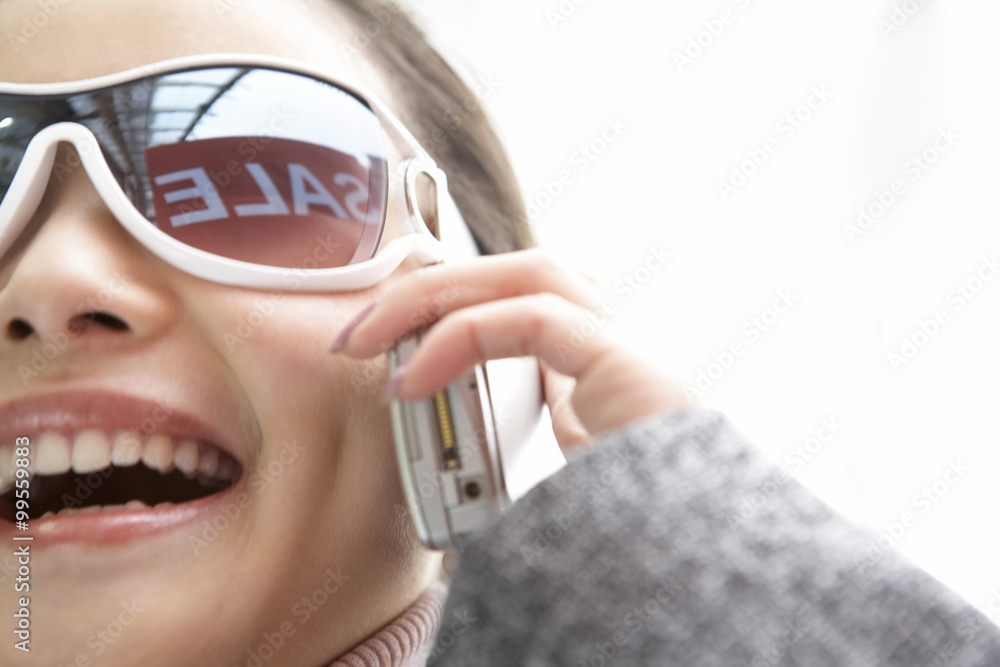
xmin=434 ymin=409 xmax=1000 ymax=666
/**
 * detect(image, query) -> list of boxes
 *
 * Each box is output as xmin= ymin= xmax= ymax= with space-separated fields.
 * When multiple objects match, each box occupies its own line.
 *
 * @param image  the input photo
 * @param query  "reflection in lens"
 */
xmin=1 ymin=66 xmax=390 ymax=268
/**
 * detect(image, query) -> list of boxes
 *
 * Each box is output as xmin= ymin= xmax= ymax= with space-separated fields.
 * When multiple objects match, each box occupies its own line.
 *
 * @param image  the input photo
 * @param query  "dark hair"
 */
xmin=335 ymin=0 xmax=534 ymax=254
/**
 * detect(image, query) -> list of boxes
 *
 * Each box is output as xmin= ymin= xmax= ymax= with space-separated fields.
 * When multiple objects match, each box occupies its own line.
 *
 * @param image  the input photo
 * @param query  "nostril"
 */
xmin=68 ymin=312 xmax=129 ymax=334
xmin=88 ymin=312 xmax=129 ymax=331
xmin=5 ymin=319 xmax=34 ymax=341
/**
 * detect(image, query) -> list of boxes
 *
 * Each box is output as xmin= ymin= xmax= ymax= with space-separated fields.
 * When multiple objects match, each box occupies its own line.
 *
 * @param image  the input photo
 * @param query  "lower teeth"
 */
xmin=39 ymin=500 xmax=178 ymax=519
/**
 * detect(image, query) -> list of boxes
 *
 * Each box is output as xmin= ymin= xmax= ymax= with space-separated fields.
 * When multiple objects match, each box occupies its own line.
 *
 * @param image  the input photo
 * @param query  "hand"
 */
xmin=331 ymin=249 xmax=690 ymax=454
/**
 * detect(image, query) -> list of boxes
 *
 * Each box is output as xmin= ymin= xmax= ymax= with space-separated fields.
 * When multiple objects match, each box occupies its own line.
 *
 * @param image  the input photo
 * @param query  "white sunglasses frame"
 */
xmin=0 ymin=53 xmax=480 ymax=292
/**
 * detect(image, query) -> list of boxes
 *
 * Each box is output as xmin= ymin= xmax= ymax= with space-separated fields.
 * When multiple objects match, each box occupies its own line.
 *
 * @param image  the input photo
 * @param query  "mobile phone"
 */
xmin=388 ymin=331 xmax=563 ymax=551
xmin=389 ymin=164 xmax=563 ymax=549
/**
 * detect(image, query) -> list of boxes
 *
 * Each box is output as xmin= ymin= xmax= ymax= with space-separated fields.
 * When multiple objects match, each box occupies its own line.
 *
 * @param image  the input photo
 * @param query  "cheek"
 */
xmin=187 ymin=295 xmax=414 ymax=549
xmin=205 ymin=294 xmax=425 ymax=610
xmin=209 ymin=293 xmax=386 ymax=444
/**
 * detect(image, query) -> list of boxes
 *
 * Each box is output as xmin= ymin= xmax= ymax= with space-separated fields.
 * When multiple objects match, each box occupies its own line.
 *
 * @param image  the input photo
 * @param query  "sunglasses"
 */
xmin=0 ymin=54 xmax=475 ymax=291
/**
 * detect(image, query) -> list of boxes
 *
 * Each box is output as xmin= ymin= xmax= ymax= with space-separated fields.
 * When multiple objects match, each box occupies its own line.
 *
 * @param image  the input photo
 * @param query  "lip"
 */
xmin=0 ymin=388 xmax=248 ymax=464
xmin=0 ymin=388 xmax=252 ymax=545
xmin=0 ymin=489 xmax=237 ymax=545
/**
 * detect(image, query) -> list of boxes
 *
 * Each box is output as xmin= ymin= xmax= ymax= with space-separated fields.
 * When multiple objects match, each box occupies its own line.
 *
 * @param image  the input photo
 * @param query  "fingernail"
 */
xmin=380 ymin=363 xmax=408 ymax=405
xmin=330 ymin=301 xmax=378 ymax=353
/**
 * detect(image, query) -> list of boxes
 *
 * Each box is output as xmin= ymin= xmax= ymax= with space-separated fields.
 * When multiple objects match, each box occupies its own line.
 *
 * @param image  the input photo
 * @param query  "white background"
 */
xmin=407 ymin=0 xmax=1000 ymax=608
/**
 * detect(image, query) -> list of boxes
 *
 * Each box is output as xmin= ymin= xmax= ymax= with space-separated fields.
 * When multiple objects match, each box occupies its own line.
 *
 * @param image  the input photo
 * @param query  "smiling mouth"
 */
xmin=0 ymin=429 xmax=243 ymax=522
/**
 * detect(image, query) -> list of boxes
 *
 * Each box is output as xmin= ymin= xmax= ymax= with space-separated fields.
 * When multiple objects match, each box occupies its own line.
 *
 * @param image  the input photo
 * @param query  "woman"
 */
xmin=0 ymin=1 xmax=997 ymax=666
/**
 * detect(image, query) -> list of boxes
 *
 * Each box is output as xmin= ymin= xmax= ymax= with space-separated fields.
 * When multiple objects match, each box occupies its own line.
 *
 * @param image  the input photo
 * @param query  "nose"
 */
xmin=0 ymin=144 xmax=179 ymax=355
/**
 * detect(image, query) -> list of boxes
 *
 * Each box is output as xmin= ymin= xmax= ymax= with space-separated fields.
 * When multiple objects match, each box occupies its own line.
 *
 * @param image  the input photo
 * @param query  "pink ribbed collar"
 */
xmin=327 ymin=584 xmax=447 ymax=667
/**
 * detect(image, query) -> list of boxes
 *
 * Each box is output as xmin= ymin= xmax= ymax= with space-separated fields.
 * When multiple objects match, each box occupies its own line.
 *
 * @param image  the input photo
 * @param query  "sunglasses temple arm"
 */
xmin=437 ymin=187 xmax=481 ymax=261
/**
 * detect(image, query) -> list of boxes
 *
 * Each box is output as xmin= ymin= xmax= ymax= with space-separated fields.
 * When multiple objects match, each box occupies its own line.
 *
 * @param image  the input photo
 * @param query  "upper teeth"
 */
xmin=0 ymin=430 xmax=238 ymax=495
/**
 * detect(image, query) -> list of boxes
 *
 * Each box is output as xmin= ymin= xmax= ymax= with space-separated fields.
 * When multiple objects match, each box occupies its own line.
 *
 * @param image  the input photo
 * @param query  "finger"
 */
xmin=389 ymin=293 xmax=689 ymax=436
xmin=578 ymin=270 xmax=604 ymax=292
xmin=390 ymin=293 xmax=619 ymax=402
xmin=540 ymin=360 xmax=591 ymax=452
xmin=338 ymin=248 xmax=605 ymax=358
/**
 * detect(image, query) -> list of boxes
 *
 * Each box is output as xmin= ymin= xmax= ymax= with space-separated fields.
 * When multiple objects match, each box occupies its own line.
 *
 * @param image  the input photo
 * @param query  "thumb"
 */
xmin=540 ymin=360 xmax=590 ymax=454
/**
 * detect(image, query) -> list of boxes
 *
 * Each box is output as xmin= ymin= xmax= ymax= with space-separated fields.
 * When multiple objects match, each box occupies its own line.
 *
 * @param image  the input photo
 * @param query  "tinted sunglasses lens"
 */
xmin=5 ymin=66 xmax=389 ymax=269
xmin=0 ymin=111 xmax=33 ymax=204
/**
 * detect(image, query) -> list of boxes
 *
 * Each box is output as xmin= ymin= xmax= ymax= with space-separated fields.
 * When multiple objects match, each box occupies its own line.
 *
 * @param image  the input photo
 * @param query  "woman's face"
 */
xmin=0 ymin=1 xmax=440 ymax=665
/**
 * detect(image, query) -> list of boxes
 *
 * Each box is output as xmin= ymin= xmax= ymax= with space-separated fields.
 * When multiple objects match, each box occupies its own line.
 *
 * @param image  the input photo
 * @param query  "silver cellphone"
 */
xmin=388 ymin=166 xmax=564 ymax=550
xmin=388 ymin=331 xmax=508 ymax=551
xmin=388 ymin=330 xmax=565 ymax=551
